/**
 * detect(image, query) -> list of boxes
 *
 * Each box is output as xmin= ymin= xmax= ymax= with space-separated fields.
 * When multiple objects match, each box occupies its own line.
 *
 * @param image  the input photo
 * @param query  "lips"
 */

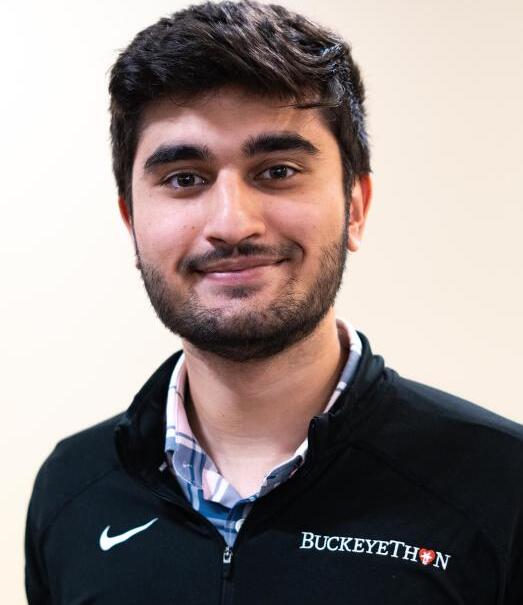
xmin=198 ymin=257 xmax=282 ymax=274
xmin=196 ymin=256 xmax=285 ymax=286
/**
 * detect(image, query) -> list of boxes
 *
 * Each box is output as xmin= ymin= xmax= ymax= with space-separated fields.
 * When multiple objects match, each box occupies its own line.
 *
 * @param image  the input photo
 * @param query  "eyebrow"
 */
xmin=242 ymin=132 xmax=320 ymax=157
xmin=143 ymin=131 xmax=320 ymax=174
xmin=143 ymin=144 xmax=212 ymax=173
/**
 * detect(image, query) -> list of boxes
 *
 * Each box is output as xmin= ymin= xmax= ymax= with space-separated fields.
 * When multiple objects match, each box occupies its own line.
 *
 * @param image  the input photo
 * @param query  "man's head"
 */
xmin=108 ymin=1 xmax=372 ymax=361
xmin=109 ymin=0 xmax=370 ymax=214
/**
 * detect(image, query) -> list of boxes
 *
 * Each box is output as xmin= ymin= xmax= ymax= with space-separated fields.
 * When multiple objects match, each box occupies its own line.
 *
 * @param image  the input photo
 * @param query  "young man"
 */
xmin=25 ymin=1 xmax=523 ymax=603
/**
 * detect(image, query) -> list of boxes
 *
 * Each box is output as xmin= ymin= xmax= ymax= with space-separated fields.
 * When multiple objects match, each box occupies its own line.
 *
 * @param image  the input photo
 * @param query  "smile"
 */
xmin=197 ymin=258 xmax=285 ymax=285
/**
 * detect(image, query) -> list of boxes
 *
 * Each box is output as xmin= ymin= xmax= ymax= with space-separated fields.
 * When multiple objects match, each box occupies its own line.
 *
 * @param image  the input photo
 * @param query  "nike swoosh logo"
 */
xmin=99 ymin=517 xmax=158 ymax=551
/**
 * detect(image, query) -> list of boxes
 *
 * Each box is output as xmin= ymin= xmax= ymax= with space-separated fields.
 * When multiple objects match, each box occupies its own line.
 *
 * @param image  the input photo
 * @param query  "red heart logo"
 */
xmin=419 ymin=548 xmax=436 ymax=566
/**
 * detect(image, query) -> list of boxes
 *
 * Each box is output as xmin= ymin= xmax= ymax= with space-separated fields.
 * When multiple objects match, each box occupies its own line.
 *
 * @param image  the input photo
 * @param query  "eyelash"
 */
xmin=163 ymin=164 xmax=300 ymax=190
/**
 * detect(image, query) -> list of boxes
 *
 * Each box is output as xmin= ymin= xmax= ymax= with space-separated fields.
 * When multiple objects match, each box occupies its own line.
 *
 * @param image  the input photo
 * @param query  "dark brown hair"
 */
xmin=109 ymin=0 xmax=370 ymax=213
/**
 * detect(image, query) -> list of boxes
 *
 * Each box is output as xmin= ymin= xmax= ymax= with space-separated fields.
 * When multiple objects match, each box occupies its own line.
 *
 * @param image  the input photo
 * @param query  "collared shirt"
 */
xmin=164 ymin=319 xmax=362 ymax=547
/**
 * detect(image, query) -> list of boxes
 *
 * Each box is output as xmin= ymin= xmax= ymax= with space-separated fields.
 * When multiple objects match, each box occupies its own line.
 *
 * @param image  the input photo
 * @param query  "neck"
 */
xmin=181 ymin=308 xmax=347 ymax=496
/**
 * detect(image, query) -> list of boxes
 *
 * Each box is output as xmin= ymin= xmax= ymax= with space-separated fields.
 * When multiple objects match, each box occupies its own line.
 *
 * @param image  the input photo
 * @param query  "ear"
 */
xmin=347 ymin=174 xmax=372 ymax=252
xmin=118 ymin=196 xmax=141 ymax=269
xmin=118 ymin=196 xmax=134 ymax=238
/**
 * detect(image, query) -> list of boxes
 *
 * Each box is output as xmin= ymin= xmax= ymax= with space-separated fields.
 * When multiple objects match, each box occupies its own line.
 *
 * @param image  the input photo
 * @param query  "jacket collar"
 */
xmin=114 ymin=330 xmax=386 ymax=480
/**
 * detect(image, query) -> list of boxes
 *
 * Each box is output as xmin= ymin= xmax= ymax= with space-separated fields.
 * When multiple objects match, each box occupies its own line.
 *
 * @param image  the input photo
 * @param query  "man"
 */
xmin=25 ymin=1 xmax=523 ymax=603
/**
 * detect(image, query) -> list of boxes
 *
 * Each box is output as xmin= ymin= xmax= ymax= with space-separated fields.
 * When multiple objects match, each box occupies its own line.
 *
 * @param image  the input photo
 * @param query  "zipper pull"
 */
xmin=222 ymin=546 xmax=233 ymax=578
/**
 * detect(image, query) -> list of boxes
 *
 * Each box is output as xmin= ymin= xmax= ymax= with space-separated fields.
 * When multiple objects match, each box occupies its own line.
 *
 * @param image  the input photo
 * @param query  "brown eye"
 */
xmin=166 ymin=173 xmax=206 ymax=189
xmin=257 ymin=165 xmax=298 ymax=180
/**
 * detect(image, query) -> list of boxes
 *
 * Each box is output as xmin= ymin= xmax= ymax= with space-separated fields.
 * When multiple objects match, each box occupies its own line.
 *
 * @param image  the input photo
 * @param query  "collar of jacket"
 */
xmin=114 ymin=330 xmax=386 ymax=485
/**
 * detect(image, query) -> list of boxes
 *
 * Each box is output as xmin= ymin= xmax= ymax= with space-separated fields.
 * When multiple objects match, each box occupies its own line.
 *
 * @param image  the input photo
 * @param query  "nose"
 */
xmin=202 ymin=170 xmax=266 ymax=246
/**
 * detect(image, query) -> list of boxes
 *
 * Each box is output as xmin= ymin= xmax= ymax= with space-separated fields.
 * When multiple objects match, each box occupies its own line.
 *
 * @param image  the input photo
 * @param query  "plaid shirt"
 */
xmin=164 ymin=319 xmax=362 ymax=547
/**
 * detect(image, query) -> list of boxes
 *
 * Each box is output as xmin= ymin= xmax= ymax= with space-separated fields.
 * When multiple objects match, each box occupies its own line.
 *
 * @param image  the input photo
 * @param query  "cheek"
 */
xmin=276 ymin=155 xmax=346 ymax=239
xmin=272 ymin=199 xmax=345 ymax=250
xmin=130 ymin=173 xmax=199 ymax=263
xmin=133 ymin=205 xmax=200 ymax=265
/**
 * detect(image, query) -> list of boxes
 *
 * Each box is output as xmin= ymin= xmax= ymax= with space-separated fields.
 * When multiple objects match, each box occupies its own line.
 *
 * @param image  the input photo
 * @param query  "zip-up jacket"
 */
xmin=25 ymin=332 xmax=523 ymax=604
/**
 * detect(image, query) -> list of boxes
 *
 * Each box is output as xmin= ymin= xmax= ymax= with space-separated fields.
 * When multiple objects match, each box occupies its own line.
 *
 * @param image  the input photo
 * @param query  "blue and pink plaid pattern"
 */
xmin=164 ymin=319 xmax=362 ymax=547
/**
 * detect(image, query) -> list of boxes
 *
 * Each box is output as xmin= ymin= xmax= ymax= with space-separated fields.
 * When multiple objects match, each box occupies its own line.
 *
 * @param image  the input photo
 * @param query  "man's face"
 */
xmin=124 ymin=87 xmax=365 ymax=361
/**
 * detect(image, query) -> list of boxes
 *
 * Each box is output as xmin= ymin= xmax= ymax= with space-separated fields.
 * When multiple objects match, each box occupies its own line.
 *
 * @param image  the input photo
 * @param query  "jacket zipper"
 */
xmin=222 ymin=546 xmax=233 ymax=576
xmin=141 ymin=478 xmax=238 ymax=603
xmin=220 ymin=546 xmax=234 ymax=605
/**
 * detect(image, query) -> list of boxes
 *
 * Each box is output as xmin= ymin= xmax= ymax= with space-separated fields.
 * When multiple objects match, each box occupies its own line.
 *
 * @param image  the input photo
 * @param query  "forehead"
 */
xmin=134 ymin=87 xmax=337 ymax=162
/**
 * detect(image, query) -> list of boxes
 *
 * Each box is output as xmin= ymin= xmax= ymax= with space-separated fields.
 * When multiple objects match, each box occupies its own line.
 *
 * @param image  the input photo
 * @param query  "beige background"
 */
xmin=1 ymin=0 xmax=522 ymax=601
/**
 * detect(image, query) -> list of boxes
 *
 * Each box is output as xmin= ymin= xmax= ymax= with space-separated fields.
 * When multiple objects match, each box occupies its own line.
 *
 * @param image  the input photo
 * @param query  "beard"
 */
xmin=136 ymin=229 xmax=348 ymax=362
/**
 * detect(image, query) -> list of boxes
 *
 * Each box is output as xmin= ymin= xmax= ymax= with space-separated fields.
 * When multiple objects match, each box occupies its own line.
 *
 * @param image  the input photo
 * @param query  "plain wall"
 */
xmin=2 ymin=0 xmax=522 ymax=601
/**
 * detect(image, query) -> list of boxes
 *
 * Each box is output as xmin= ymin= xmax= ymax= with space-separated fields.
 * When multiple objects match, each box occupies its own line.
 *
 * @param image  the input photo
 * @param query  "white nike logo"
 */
xmin=99 ymin=517 xmax=158 ymax=551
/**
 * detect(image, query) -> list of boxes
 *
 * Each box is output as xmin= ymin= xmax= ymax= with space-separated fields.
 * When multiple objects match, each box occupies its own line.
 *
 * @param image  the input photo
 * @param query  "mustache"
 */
xmin=179 ymin=242 xmax=301 ymax=272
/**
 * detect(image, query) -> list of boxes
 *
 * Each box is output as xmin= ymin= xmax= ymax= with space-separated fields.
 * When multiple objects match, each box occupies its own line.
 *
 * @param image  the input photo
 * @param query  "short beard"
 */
xmin=136 ymin=232 xmax=348 ymax=362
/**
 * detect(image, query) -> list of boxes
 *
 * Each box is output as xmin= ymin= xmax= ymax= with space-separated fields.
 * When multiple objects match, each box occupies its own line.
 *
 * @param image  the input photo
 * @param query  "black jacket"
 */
xmin=25 ymin=332 xmax=523 ymax=604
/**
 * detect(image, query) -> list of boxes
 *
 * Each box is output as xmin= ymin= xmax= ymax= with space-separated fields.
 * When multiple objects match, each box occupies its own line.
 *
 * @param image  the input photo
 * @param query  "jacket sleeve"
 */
xmin=25 ymin=465 xmax=52 ymax=604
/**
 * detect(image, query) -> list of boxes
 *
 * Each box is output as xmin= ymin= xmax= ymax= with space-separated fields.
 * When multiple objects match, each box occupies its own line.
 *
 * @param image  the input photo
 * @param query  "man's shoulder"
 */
xmin=27 ymin=350 xmax=183 ymax=536
xmin=375 ymin=371 xmax=523 ymax=479
xmin=391 ymin=372 xmax=523 ymax=447
xmin=49 ymin=411 xmax=123 ymax=467
xmin=361 ymin=369 xmax=523 ymax=551
xmin=28 ymin=413 xmax=124 ymax=534
xmin=357 ymin=365 xmax=523 ymax=463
